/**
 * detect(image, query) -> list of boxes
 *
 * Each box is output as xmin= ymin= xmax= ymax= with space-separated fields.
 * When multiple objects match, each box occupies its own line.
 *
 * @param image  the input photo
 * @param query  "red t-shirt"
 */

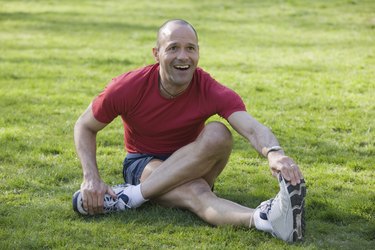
xmin=92 ymin=64 xmax=246 ymax=155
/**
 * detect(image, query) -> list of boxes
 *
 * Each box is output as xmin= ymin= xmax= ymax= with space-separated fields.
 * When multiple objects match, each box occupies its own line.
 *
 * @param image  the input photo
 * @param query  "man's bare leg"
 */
xmin=140 ymin=122 xmax=234 ymax=199
xmin=141 ymin=160 xmax=255 ymax=227
xmin=136 ymin=121 xmax=256 ymax=227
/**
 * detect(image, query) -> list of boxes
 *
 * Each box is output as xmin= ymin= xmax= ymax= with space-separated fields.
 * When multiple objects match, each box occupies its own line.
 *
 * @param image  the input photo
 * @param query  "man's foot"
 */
xmin=255 ymin=175 xmax=306 ymax=242
xmin=72 ymin=184 xmax=131 ymax=215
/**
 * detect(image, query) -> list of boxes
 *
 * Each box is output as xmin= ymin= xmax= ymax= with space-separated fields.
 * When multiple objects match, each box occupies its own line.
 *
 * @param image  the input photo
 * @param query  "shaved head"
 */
xmin=156 ymin=19 xmax=198 ymax=48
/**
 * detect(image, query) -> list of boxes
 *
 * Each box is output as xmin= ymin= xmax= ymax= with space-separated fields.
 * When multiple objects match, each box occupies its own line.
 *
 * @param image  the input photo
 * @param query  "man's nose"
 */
xmin=177 ymin=49 xmax=189 ymax=60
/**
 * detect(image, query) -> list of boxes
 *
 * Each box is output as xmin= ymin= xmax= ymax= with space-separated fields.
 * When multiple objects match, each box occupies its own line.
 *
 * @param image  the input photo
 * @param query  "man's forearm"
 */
xmin=228 ymin=111 xmax=284 ymax=156
xmin=247 ymin=123 xmax=283 ymax=157
xmin=74 ymin=122 xmax=100 ymax=180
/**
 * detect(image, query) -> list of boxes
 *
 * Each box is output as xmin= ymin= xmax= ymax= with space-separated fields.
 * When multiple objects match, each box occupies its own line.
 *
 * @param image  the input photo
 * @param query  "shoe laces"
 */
xmin=103 ymin=191 xmax=131 ymax=213
xmin=103 ymin=195 xmax=119 ymax=213
xmin=257 ymin=198 xmax=274 ymax=215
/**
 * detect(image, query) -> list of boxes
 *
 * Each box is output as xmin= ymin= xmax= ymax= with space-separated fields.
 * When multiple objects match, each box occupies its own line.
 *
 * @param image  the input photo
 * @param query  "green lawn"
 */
xmin=0 ymin=0 xmax=374 ymax=249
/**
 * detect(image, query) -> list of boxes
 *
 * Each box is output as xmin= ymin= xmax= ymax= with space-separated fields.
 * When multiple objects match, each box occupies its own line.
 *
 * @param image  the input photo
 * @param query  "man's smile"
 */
xmin=174 ymin=65 xmax=190 ymax=70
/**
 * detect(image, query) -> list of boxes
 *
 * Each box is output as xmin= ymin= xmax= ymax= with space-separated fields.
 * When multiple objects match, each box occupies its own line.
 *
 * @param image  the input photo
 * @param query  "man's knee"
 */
xmin=199 ymin=122 xmax=233 ymax=153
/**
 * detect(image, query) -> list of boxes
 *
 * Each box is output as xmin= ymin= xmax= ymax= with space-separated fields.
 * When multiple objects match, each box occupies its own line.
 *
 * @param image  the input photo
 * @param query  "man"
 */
xmin=72 ymin=19 xmax=306 ymax=243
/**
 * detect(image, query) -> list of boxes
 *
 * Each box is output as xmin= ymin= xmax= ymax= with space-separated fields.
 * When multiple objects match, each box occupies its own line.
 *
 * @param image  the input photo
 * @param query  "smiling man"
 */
xmin=72 ymin=19 xmax=306 ymax=243
xmin=154 ymin=21 xmax=199 ymax=93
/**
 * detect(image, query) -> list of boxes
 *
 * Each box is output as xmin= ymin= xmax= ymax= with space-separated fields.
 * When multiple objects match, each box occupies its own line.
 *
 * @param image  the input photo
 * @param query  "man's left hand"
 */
xmin=267 ymin=151 xmax=303 ymax=186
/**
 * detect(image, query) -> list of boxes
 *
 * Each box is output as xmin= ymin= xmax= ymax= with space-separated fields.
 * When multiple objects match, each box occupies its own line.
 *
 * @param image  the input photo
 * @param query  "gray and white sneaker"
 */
xmin=72 ymin=184 xmax=131 ymax=215
xmin=257 ymin=175 xmax=306 ymax=242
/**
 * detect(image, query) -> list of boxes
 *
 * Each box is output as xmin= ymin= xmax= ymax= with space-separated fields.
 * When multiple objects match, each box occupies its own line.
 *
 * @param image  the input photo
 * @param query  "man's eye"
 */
xmin=169 ymin=46 xmax=177 ymax=51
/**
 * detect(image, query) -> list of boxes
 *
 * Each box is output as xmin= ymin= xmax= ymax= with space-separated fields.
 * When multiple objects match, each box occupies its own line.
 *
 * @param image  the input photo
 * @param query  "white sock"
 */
xmin=123 ymin=184 xmax=148 ymax=208
xmin=253 ymin=209 xmax=273 ymax=233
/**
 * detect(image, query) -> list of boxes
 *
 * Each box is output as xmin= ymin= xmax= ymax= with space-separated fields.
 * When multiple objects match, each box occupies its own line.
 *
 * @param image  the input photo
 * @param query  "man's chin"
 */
xmin=172 ymin=74 xmax=194 ymax=85
xmin=173 ymin=79 xmax=193 ymax=86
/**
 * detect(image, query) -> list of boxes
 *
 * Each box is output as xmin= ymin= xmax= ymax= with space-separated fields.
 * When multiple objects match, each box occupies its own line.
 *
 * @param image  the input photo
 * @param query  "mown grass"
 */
xmin=0 ymin=0 xmax=374 ymax=249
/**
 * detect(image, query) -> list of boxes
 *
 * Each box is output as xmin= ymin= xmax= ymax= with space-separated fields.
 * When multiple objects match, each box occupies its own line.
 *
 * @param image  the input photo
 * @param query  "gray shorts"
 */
xmin=122 ymin=153 xmax=171 ymax=185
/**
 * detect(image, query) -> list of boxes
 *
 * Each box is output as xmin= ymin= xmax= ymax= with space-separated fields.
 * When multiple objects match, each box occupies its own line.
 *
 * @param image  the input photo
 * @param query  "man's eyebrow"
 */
xmin=166 ymin=42 xmax=178 ymax=47
xmin=166 ymin=42 xmax=198 ymax=47
xmin=187 ymin=43 xmax=198 ymax=47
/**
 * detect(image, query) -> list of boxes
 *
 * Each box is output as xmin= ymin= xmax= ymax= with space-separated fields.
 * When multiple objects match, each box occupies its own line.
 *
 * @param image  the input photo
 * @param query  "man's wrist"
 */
xmin=83 ymin=170 xmax=101 ymax=182
xmin=262 ymin=146 xmax=283 ymax=157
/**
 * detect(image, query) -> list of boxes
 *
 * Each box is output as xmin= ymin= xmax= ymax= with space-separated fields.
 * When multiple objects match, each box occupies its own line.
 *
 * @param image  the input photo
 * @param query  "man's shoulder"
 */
xmin=194 ymin=67 xmax=230 ymax=90
xmin=99 ymin=64 xmax=158 ymax=101
xmin=195 ymin=66 xmax=212 ymax=79
xmin=194 ymin=67 xmax=220 ymax=88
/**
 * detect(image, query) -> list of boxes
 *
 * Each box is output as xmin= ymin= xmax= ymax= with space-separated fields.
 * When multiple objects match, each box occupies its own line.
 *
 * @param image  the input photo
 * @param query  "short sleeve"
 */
xmin=199 ymin=69 xmax=247 ymax=119
xmin=214 ymin=84 xmax=246 ymax=119
xmin=91 ymin=79 xmax=125 ymax=124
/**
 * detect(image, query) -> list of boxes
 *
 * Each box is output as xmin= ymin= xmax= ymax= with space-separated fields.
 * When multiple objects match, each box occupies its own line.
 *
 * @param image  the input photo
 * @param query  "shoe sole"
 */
xmin=72 ymin=190 xmax=88 ymax=215
xmin=285 ymin=177 xmax=306 ymax=242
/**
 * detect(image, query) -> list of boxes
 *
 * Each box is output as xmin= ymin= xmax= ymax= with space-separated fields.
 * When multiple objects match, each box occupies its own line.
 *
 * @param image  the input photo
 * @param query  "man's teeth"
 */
xmin=175 ymin=65 xmax=189 ymax=69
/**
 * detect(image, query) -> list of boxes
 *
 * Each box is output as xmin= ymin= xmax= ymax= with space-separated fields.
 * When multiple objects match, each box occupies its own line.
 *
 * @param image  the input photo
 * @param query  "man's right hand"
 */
xmin=80 ymin=179 xmax=117 ymax=215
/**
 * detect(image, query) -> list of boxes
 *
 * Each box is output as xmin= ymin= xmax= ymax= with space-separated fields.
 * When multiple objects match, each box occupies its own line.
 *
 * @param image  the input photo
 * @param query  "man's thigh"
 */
xmin=140 ymin=157 xmax=226 ymax=189
xmin=144 ymin=173 xmax=213 ymax=210
xmin=140 ymin=159 xmax=163 ymax=183
xmin=123 ymin=154 xmax=169 ymax=185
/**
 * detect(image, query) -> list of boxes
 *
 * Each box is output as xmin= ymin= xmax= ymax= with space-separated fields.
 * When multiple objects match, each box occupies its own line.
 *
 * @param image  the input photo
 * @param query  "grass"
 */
xmin=0 ymin=0 xmax=374 ymax=249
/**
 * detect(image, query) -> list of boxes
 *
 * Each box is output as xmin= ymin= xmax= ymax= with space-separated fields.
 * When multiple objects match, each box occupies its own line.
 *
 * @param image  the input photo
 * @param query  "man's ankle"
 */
xmin=124 ymin=184 xmax=148 ymax=208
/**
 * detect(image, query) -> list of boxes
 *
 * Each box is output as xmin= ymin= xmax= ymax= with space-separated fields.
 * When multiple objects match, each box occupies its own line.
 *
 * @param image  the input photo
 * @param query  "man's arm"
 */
xmin=228 ymin=111 xmax=302 ymax=185
xmin=74 ymin=104 xmax=117 ymax=215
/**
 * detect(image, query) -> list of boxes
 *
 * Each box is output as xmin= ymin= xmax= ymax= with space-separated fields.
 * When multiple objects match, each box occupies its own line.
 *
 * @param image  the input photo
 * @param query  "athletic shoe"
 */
xmin=72 ymin=184 xmax=131 ymax=215
xmin=256 ymin=175 xmax=306 ymax=242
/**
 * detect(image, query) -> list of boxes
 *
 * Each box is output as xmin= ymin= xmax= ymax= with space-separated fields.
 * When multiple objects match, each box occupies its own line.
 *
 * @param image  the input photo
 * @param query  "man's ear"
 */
xmin=152 ymin=47 xmax=159 ymax=62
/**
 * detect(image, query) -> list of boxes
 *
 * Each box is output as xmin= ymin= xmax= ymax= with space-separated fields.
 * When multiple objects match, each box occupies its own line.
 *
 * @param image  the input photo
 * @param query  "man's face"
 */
xmin=153 ymin=23 xmax=199 ymax=87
